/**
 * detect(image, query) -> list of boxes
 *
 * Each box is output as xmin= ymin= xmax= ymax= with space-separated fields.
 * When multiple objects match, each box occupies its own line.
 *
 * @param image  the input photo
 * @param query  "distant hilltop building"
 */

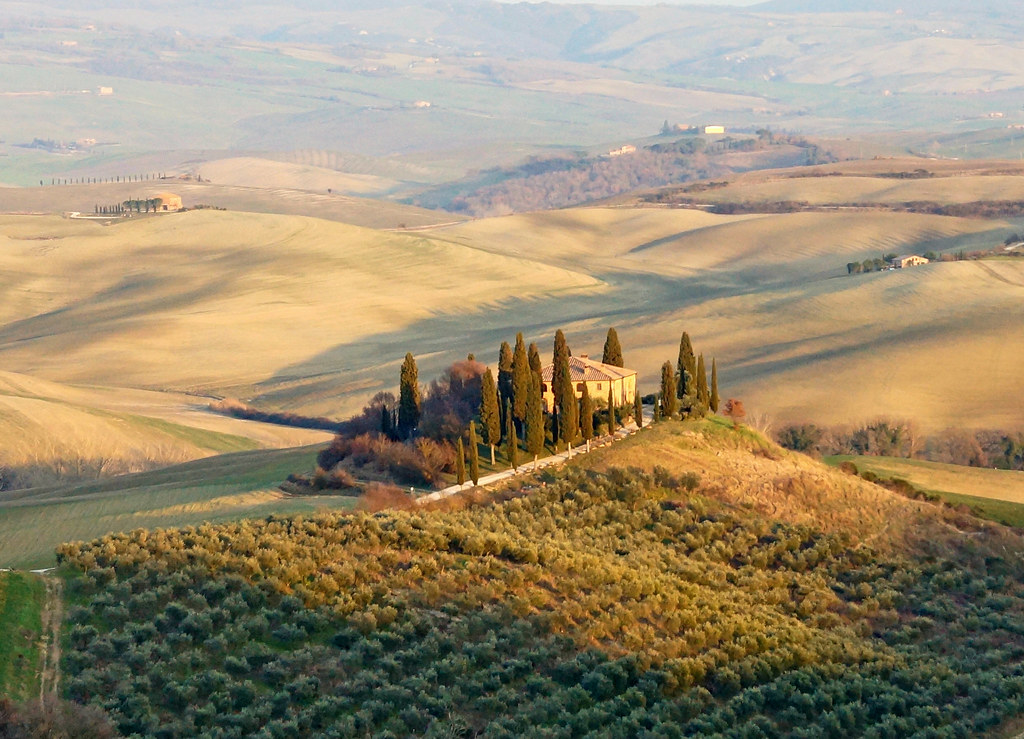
xmin=97 ymin=86 xmax=113 ymax=96
xmin=154 ymin=192 xmax=183 ymax=211
xmin=608 ymin=144 xmax=637 ymax=157
xmin=540 ymin=355 xmax=637 ymax=414
xmin=703 ymin=125 xmax=726 ymax=135
xmin=891 ymin=254 xmax=929 ymax=269
xmin=412 ymin=100 xmax=432 ymax=108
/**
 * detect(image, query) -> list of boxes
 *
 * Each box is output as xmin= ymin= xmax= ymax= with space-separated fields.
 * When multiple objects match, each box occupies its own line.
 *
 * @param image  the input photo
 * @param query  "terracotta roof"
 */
xmin=541 ymin=355 xmax=636 ymax=383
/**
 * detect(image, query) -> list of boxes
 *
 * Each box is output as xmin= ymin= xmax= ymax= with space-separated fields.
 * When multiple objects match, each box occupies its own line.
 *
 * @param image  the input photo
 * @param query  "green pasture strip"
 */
xmin=0 ymin=571 xmax=45 ymax=700
xmin=0 ymin=445 xmax=355 ymax=569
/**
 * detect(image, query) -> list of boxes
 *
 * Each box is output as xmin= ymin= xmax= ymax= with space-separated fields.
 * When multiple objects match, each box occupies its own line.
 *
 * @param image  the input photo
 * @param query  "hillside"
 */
xmin=50 ymin=419 xmax=1024 ymax=736
xmin=0 ymin=370 xmax=329 ymax=489
xmin=0 ymin=211 xmax=603 ymax=419
xmin=427 ymin=205 xmax=1024 ymax=431
xmin=0 ymin=444 xmax=356 ymax=570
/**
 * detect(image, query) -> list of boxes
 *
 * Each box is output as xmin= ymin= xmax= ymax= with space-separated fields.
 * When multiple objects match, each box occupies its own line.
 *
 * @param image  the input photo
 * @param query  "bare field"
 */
xmin=427 ymin=206 xmax=1022 ymax=432
xmin=0 ymin=181 xmax=456 ymax=229
xmin=0 ymin=210 xmax=603 ymax=417
xmin=0 ymin=370 xmax=329 ymax=484
xmin=0 ymin=194 xmax=1020 ymax=455
xmin=197 ymin=157 xmax=402 ymax=197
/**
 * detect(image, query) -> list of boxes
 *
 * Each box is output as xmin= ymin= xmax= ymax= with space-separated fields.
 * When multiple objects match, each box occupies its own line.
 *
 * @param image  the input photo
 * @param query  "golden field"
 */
xmin=0 ymin=165 xmax=1022 ymax=481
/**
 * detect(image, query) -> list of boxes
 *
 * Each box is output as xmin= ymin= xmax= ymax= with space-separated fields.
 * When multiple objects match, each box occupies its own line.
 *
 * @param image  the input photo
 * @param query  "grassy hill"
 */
xmin=0 ymin=444 xmax=356 ymax=570
xmin=0 ymin=370 xmax=330 ymax=489
xmin=428 ymin=205 xmax=1023 ymax=431
xmin=0 ymin=211 xmax=602 ymax=418
xmin=46 ymin=419 xmax=1024 ymax=736
xmin=827 ymin=455 xmax=1024 ymax=528
xmin=0 ymin=180 xmax=458 ymax=230
xmin=2 ymin=194 xmax=1021 ymax=440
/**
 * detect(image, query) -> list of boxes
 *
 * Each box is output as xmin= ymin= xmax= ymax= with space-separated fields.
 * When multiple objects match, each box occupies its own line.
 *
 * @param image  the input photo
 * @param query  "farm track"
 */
xmin=37 ymin=575 xmax=62 ymax=700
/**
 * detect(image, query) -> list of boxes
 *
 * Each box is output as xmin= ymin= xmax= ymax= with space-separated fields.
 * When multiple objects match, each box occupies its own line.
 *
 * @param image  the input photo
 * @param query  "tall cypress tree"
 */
xmin=456 ymin=437 xmax=466 ymax=487
xmin=497 ymin=341 xmax=514 ymax=429
xmin=468 ymin=421 xmax=480 ymax=486
xmin=479 ymin=368 xmax=501 ymax=464
xmin=676 ymin=332 xmax=696 ymax=400
xmin=607 ymin=385 xmax=616 ymax=433
xmin=661 ymin=361 xmax=677 ymax=419
xmin=505 ymin=400 xmax=518 ymax=471
xmin=552 ymin=330 xmax=577 ymax=448
xmin=528 ymin=342 xmax=543 ymax=375
xmin=710 ymin=358 xmax=720 ymax=414
xmin=696 ymin=353 xmax=709 ymax=417
xmin=634 ymin=392 xmax=643 ymax=429
xmin=602 ymin=327 xmax=624 ymax=367
xmin=398 ymin=352 xmax=420 ymax=437
xmin=526 ymin=372 xmax=545 ymax=466
xmin=580 ymin=383 xmax=594 ymax=449
xmin=511 ymin=333 xmax=530 ymax=431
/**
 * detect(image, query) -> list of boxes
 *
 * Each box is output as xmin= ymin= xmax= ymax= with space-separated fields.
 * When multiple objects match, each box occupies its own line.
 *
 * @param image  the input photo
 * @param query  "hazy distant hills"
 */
xmin=4 ymin=0 xmax=1024 ymax=187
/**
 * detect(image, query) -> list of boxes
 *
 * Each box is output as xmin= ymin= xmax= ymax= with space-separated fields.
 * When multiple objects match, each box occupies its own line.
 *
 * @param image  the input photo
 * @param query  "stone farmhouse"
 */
xmin=154 ymin=192 xmax=183 ymax=211
xmin=540 ymin=355 xmax=637 ymax=414
xmin=891 ymin=254 xmax=929 ymax=268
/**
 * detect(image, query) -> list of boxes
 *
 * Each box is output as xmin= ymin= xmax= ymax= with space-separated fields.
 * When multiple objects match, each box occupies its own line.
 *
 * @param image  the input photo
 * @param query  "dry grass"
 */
xmin=579 ymin=419 xmax=1015 ymax=557
xmin=0 ymin=370 xmax=329 ymax=485
xmin=197 ymin=157 xmax=400 ymax=197
xmin=831 ymin=456 xmax=1024 ymax=505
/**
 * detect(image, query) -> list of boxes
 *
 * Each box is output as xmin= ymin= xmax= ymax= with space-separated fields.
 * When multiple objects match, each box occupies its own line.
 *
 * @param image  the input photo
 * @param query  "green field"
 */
xmin=0 ymin=571 xmax=44 ymax=701
xmin=0 ymin=445 xmax=355 ymax=570
xmin=826 ymin=455 xmax=1024 ymax=528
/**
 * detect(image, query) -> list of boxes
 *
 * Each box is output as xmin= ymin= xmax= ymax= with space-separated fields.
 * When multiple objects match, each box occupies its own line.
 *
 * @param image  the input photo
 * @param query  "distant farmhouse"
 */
xmin=891 ymin=254 xmax=929 ymax=269
xmin=154 ymin=192 xmax=183 ymax=212
xmin=540 ymin=355 xmax=637 ymax=414
xmin=704 ymin=125 xmax=726 ymax=134
xmin=608 ymin=144 xmax=637 ymax=157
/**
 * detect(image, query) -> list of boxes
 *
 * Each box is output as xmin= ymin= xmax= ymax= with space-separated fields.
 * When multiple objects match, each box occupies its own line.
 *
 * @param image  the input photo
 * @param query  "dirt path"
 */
xmin=37 ymin=575 xmax=62 ymax=700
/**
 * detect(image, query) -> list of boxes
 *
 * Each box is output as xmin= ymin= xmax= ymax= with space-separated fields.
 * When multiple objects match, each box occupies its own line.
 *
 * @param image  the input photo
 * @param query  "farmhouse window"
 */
xmin=576 ymin=383 xmax=584 ymax=391
xmin=597 ymin=383 xmax=602 ymax=390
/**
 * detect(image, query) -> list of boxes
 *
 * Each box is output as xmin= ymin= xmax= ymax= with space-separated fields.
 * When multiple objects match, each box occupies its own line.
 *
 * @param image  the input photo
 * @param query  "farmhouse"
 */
xmin=891 ymin=254 xmax=929 ymax=268
xmin=540 ymin=355 xmax=637 ymax=413
xmin=608 ymin=144 xmax=637 ymax=157
xmin=154 ymin=192 xmax=183 ymax=212
xmin=704 ymin=125 xmax=726 ymax=134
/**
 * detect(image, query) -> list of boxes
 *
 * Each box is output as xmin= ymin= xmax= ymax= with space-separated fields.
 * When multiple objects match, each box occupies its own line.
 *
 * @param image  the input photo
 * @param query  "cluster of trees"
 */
xmin=41 ymin=172 xmax=168 ymax=186
xmin=423 ymin=132 xmax=820 ymax=217
xmin=654 ymin=332 xmax=719 ymax=422
xmin=54 ymin=455 xmax=1024 ymax=736
xmin=320 ymin=328 xmax=649 ymax=487
xmin=778 ymin=420 xmax=1024 ymax=469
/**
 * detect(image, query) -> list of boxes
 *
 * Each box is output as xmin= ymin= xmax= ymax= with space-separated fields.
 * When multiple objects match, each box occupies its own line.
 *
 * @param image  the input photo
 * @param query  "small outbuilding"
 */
xmin=540 ymin=355 xmax=637 ymax=413
xmin=154 ymin=192 xmax=183 ymax=212
xmin=891 ymin=254 xmax=929 ymax=269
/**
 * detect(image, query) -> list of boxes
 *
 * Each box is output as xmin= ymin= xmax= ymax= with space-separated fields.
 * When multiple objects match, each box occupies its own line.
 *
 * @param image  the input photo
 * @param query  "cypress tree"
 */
xmin=602 ymin=328 xmax=624 ymax=367
xmin=380 ymin=404 xmax=392 ymax=438
xmin=660 ymin=361 xmax=677 ymax=418
xmin=696 ymin=353 xmax=709 ymax=417
xmin=552 ymin=330 xmax=577 ymax=448
xmin=676 ymin=332 xmax=696 ymax=401
xmin=468 ymin=421 xmax=480 ymax=486
xmin=511 ymin=333 xmax=530 ymax=431
xmin=580 ymin=383 xmax=594 ymax=449
xmin=607 ymin=385 xmax=616 ymax=433
xmin=528 ymin=342 xmax=542 ymax=375
xmin=497 ymin=341 xmax=513 ymax=429
xmin=526 ymin=372 xmax=545 ymax=467
xmin=710 ymin=358 xmax=720 ymax=414
xmin=505 ymin=401 xmax=518 ymax=471
xmin=634 ymin=392 xmax=643 ymax=429
xmin=479 ymin=368 xmax=501 ymax=464
xmin=398 ymin=352 xmax=420 ymax=437
xmin=456 ymin=437 xmax=466 ymax=487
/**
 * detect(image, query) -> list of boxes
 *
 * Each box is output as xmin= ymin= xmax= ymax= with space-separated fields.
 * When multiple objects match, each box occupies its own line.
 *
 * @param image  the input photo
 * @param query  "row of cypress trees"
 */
xmin=658 ymin=331 xmax=719 ymax=420
xmin=399 ymin=327 xmax=720 ymax=481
